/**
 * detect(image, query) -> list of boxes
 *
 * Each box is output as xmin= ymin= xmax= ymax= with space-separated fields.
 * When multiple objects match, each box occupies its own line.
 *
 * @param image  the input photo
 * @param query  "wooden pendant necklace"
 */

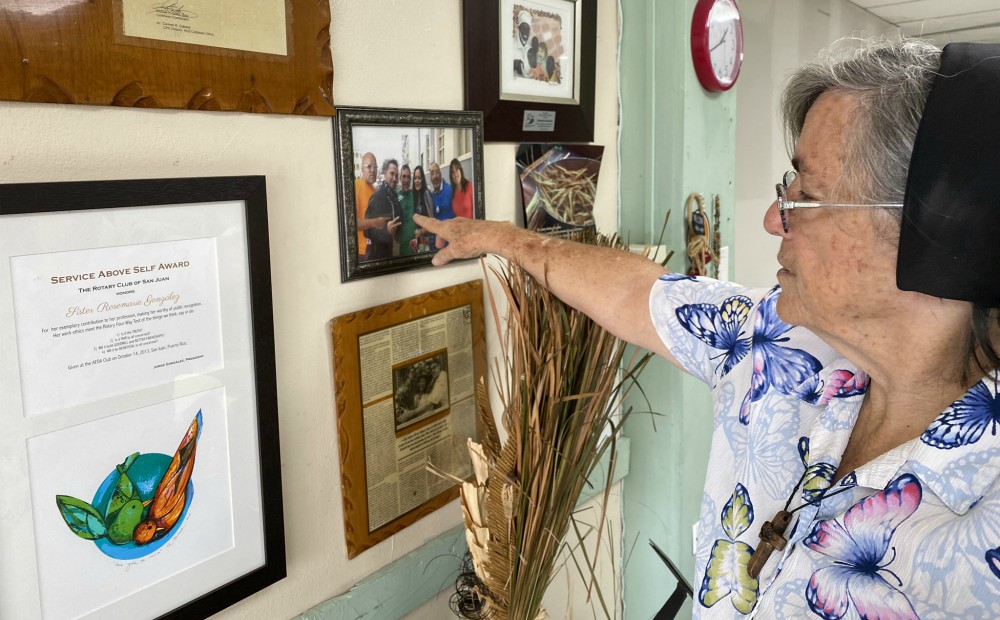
xmin=747 ymin=470 xmax=855 ymax=578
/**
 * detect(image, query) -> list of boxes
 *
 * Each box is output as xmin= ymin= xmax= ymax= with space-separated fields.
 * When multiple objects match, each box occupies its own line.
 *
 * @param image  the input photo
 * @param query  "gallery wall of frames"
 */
xmin=0 ymin=1 xmax=620 ymax=618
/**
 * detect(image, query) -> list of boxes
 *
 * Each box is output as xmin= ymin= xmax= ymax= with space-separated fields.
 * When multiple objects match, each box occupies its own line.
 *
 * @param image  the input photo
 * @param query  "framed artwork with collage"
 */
xmin=464 ymin=0 xmax=596 ymax=142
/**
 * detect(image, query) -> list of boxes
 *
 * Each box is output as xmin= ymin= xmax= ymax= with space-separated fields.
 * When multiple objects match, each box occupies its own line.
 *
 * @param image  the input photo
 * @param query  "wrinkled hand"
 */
xmin=413 ymin=214 xmax=515 ymax=266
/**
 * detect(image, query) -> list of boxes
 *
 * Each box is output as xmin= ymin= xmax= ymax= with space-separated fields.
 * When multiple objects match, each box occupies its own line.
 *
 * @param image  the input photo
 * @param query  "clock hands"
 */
xmin=710 ymin=27 xmax=730 ymax=52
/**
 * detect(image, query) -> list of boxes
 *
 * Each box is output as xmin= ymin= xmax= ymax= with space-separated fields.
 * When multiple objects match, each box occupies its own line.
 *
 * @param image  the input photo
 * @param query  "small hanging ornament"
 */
xmin=747 ymin=510 xmax=792 ymax=578
xmin=685 ymin=193 xmax=715 ymax=276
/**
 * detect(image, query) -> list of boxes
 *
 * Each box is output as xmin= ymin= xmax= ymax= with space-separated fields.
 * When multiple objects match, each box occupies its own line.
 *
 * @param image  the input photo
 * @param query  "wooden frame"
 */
xmin=463 ymin=0 xmax=596 ymax=142
xmin=0 ymin=1 xmax=333 ymax=114
xmin=333 ymin=107 xmax=486 ymax=281
xmin=0 ymin=176 xmax=285 ymax=619
xmin=331 ymin=281 xmax=487 ymax=558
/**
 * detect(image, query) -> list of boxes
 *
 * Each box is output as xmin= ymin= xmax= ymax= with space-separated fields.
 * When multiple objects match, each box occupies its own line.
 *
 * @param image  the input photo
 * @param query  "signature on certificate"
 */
xmin=150 ymin=1 xmax=199 ymax=19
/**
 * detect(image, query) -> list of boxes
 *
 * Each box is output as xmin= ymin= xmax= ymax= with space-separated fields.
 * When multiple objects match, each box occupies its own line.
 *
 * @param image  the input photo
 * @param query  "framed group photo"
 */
xmin=464 ymin=0 xmax=596 ymax=142
xmin=333 ymin=107 xmax=486 ymax=282
xmin=0 ymin=176 xmax=285 ymax=619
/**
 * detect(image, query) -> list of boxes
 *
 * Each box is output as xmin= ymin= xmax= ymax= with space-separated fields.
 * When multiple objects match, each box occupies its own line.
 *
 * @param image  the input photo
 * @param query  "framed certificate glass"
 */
xmin=0 ymin=176 xmax=285 ymax=619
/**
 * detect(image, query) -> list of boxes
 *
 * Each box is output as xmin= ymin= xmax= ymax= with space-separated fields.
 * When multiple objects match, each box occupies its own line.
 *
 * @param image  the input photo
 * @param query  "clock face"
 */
xmin=707 ymin=0 xmax=742 ymax=87
xmin=690 ymin=0 xmax=744 ymax=92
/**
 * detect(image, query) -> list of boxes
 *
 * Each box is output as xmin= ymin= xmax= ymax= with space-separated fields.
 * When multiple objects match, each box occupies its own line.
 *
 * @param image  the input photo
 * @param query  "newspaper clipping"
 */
xmin=359 ymin=305 xmax=477 ymax=532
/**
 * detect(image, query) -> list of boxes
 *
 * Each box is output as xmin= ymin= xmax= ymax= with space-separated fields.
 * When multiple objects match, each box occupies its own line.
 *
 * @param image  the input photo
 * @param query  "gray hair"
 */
xmin=780 ymin=38 xmax=941 ymax=208
xmin=381 ymin=158 xmax=399 ymax=175
xmin=784 ymin=39 xmax=1000 ymax=382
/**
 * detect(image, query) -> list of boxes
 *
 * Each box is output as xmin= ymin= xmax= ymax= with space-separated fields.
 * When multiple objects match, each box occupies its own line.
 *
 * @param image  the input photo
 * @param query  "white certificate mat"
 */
xmin=24 ymin=387 xmax=251 ymax=620
xmin=11 ymin=239 xmax=224 ymax=417
xmin=120 ymin=0 xmax=289 ymax=56
xmin=0 ymin=179 xmax=282 ymax=620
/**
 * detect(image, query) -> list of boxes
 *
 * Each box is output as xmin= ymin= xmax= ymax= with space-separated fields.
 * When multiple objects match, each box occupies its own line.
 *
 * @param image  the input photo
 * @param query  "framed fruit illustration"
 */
xmin=0 ymin=176 xmax=284 ymax=620
xmin=55 ymin=412 xmax=203 ymax=557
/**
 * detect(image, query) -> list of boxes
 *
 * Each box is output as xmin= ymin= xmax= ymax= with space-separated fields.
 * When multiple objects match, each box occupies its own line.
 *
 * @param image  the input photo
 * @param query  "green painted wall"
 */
xmin=619 ymin=1 xmax=737 ymax=618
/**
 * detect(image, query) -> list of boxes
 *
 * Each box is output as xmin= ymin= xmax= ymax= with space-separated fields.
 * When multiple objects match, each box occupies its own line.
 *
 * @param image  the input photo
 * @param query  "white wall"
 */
xmin=0 ymin=0 xmax=622 ymax=618
xmin=734 ymin=0 xmax=894 ymax=287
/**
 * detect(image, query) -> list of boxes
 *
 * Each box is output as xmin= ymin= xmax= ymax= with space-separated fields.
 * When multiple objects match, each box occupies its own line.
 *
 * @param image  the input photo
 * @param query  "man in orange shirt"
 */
xmin=355 ymin=152 xmax=388 ymax=257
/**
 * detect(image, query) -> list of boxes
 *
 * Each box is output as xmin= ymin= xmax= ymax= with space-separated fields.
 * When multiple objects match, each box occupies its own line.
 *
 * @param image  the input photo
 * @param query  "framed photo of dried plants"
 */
xmin=516 ymin=142 xmax=604 ymax=236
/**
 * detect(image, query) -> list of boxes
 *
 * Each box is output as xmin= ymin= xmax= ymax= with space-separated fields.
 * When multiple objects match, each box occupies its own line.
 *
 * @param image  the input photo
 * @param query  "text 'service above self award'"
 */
xmin=10 ymin=238 xmax=224 ymax=417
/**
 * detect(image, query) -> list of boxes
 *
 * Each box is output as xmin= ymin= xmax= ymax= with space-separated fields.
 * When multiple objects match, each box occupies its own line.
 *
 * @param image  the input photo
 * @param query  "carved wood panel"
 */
xmin=0 ymin=0 xmax=333 ymax=115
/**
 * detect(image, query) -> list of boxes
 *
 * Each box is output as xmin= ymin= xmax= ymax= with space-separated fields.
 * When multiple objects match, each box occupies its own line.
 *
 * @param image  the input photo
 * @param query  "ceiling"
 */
xmin=848 ymin=0 xmax=1000 ymax=44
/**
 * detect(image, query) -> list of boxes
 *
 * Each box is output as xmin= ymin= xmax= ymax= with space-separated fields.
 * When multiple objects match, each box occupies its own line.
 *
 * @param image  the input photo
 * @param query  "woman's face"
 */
xmin=413 ymin=169 xmax=424 ymax=191
xmin=451 ymin=165 xmax=461 ymax=186
xmin=763 ymin=91 xmax=901 ymax=342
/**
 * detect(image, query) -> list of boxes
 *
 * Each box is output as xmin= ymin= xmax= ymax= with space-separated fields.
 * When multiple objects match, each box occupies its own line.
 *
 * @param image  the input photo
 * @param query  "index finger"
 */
xmin=413 ymin=214 xmax=437 ymax=230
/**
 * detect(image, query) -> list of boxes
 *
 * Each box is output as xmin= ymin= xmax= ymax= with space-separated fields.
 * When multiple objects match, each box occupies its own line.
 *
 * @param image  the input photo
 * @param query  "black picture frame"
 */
xmin=334 ymin=106 xmax=486 ymax=282
xmin=0 ymin=176 xmax=285 ymax=620
xmin=463 ymin=0 xmax=597 ymax=142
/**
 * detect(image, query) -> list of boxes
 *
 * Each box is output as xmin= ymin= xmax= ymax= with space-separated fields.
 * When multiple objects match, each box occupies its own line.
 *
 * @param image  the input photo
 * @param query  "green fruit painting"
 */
xmin=107 ymin=499 xmax=144 ymax=544
xmin=54 ymin=411 xmax=202 ymax=560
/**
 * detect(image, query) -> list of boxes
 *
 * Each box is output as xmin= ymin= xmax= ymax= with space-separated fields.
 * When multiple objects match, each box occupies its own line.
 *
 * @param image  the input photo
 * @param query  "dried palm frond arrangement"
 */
xmin=430 ymin=229 xmax=669 ymax=620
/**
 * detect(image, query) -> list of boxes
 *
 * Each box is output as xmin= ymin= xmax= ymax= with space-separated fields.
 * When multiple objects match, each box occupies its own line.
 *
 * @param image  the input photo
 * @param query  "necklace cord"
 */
xmin=786 ymin=483 xmax=855 ymax=517
xmin=781 ymin=464 xmax=857 ymax=517
xmin=782 ymin=468 xmax=811 ymax=512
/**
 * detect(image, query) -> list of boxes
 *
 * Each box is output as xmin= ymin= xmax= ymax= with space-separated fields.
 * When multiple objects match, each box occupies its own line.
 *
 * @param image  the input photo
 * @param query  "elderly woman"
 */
xmin=416 ymin=39 xmax=1000 ymax=617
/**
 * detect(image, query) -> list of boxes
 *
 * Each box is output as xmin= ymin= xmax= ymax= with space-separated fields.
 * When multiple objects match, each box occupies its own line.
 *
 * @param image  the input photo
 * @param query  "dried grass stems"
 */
xmin=528 ymin=166 xmax=598 ymax=226
xmin=439 ymin=230 xmax=659 ymax=620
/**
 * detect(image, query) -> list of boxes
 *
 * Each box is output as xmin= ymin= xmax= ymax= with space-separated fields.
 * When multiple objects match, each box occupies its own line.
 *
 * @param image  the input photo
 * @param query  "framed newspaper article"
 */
xmin=0 ymin=176 xmax=285 ymax=619
xmin=331 ymin=281 xmax=487 ymax=558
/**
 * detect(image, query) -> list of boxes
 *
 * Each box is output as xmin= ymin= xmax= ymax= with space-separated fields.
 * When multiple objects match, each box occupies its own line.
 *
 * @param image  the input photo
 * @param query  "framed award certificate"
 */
xmin=0 ymin=176 xmax=285 ymax=619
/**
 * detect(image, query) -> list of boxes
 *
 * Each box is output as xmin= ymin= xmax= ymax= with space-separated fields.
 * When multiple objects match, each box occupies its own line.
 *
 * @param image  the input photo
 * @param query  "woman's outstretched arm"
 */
xmin=414 ymin=214 xmax=679 ymax=366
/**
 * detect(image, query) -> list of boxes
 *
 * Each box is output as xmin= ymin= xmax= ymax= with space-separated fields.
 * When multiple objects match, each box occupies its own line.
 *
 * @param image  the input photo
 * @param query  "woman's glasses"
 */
xmin=775 ymin=170 xmax=903 ymax=233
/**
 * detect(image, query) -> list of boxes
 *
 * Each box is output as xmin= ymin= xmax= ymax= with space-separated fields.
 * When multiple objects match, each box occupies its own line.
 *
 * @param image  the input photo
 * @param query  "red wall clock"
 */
xmin=691 ymin=0 xmax=744 ymax=92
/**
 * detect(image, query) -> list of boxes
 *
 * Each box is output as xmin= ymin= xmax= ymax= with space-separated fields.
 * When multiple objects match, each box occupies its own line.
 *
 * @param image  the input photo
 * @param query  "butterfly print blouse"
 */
xmin=650 ymin=274 xmax=1000 ymax=619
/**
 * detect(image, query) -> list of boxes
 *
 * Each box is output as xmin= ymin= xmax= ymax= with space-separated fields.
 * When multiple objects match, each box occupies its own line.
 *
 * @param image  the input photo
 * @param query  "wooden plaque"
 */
xmin=331 ymin=281 xmax=487 ymax=558
xmin=0 ymin=0 xmax=333 ymax=115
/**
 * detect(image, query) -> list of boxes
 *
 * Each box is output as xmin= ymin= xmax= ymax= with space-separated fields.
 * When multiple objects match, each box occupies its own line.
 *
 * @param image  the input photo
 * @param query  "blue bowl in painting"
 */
xmin=90 ymin=453 xmax=194 ymax=560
